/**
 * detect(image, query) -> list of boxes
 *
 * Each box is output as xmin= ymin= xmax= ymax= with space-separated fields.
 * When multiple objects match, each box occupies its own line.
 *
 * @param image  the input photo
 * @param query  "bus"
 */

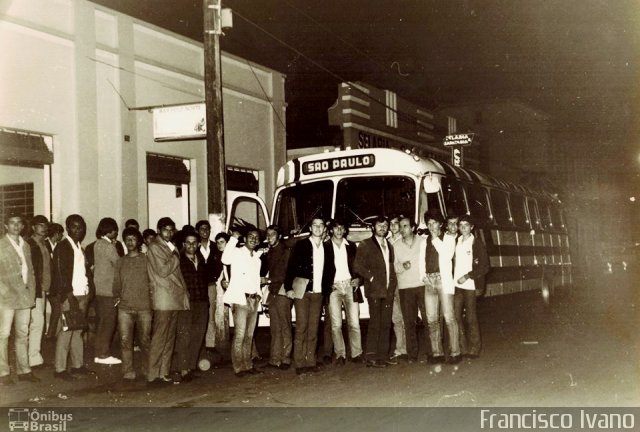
xmin=270 ymin=147 xmax=572 ymax=299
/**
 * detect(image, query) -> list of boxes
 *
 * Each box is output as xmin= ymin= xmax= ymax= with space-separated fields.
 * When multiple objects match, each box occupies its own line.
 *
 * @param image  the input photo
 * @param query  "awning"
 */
xmin=0 ymin=129 xmax=53 ymax=167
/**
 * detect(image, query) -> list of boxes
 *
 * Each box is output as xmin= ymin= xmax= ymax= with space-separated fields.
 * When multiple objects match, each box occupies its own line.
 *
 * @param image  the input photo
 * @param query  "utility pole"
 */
xmin=203 ymin=0 xmax=230 ymax=357
xmin=203 ymin=0 xmax=226 ymax=232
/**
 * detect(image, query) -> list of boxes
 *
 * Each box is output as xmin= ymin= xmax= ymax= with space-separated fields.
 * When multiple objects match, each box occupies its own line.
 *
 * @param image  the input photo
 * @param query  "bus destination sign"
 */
xmin=302 ymin=154 xmax=376 ymax=175
xmin=443 ymin=133 xmax=474 ymax=147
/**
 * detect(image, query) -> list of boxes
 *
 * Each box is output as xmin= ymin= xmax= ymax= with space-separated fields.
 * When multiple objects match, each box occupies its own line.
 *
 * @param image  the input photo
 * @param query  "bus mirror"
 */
xmin=423 ymin=174 xmax=441 ymax=193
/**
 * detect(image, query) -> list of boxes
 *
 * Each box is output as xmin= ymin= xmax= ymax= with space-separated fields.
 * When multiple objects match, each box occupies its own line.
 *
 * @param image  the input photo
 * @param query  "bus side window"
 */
xmin=465 ymin=183 xmax=491 ymax=226
xmin=510 ymin=194 xmax=529 ymax=229
xmin=489 ymin=189 xmax=512 ymax=227
xmin=441 ymin=177 xmax=467 ymax=217
xmin=540 ymin=202 xmax=553 ymax=230
xmin=526 ymin=198 xmax=542 ymax=230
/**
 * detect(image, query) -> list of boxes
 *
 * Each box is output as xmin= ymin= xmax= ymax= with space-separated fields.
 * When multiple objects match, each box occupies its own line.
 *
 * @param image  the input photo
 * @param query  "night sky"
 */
xmin=93 ymin=0 xmax=639 ymax=174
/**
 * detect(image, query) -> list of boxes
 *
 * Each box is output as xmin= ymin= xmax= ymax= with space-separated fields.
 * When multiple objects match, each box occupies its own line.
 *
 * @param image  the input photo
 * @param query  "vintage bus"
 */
xmin=269 ymin=147 xmax=572 ymax=298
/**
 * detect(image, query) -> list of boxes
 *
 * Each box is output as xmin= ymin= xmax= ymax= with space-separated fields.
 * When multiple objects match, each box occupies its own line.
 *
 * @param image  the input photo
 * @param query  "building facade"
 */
xmin=0 ymin=0 xmax=286 ymax=236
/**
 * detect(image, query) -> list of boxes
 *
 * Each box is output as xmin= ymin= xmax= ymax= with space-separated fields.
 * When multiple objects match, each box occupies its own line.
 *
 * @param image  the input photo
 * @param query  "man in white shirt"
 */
xmin=325 ymin=220 xmax=362 ymax=364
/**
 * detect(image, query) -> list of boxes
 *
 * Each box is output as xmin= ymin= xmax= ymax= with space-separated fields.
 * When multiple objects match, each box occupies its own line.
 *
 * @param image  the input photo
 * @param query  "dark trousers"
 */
xmin=147 ymin=310 xmax=178 ymax=381
xmin=118 ymin=309 xmax=152 ymax=378
xmin=293 ymin=292 xmax=322 ymax=368
xmin=399 ymin=286 xmax=429 ymax=360
xmin=268 ymin=294 xmax=293 ymax=366
xmin=173 ymin=301 xmax=209 ymax=373
xmin=95 ymin=295 xmax=118 ymax=358
xmin=454 ymin=288 xmax=481 ymax=356
xmin=366 ymin=296 xmax=394 ymax=362
xmin=320 ymin=302 xmax=333 ymax=358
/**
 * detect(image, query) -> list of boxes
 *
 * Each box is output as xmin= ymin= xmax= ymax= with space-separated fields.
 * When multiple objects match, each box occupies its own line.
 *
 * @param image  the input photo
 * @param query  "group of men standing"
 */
xmin=0 ymin=208 xmax=489 ymax=387
xmin=258 ymin=212 xmax=489 ymax=375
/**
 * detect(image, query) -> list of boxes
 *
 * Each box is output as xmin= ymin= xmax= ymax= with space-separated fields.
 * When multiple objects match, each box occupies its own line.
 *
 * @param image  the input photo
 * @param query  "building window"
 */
xmin=385 ymin=90 xmax=398 ymax=128
xmin=0 ymin=183 xmax=34 ymax=234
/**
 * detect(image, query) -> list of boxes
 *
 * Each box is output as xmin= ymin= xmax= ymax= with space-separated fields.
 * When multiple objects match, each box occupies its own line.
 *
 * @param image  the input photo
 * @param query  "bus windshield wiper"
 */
xmin=297 ymin=205 xmax=323 ymax=234
xmin=340 ymin=204 xmax=368 ymax=226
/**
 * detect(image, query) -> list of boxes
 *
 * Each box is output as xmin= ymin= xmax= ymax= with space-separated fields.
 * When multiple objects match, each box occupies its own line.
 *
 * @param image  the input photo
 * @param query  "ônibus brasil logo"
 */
xmin=8 ymin=408 xmax=73 ymax=431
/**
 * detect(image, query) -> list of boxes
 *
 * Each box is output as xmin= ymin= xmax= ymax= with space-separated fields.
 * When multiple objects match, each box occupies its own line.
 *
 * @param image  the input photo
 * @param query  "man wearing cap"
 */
xmin=0 ymin=212 xmax=38 ymax=385
xmin=26 ymin=215 xmax=51 ymax=368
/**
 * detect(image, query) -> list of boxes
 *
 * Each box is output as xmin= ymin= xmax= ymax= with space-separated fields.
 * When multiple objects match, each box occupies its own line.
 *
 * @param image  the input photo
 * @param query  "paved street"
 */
xmin=1 ymin=268 xmax=638 ymax=409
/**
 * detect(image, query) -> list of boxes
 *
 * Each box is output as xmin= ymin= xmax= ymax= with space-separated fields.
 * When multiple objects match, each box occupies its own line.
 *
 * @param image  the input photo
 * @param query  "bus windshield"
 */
xmin=274 ymin=180 xmax=333 ymax=235
xmin=335 ymin=176 xmax=415 ymax=227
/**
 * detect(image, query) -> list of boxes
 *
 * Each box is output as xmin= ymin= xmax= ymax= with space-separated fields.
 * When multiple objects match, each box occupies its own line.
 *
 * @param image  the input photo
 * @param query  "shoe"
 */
xmin=235 ymin=371 xmax=248 ymax=378
xmin=278 ymin=363 xmax=291 ymax=370
xmin=447 ymin=355 xmax=462 ymax=365
xmin=266 ymin=363 xmax=280 ymax=369
xmin=428 ymin=355 xmax=445 ymax=364
xmin=181 ymin=371 xmax=194 ymax=382
xmin=322 ymin=355 xmax=332 ymax=365
xmin=307 ymin=366 xmax=321 ymax=373
xmin=147 ymin=378 xmax=172 ymax=387
xmin=336 ymin=357 xmax=346 ymax=366
xmin=54 ymin=371 xmax=78 ymax=381
xmin=170 ymin=372 xmax=182 ymax=384
xmin=94 ymin=356 xmax=122 ymax=365
xmin=247 ymin=367 xmax=264 ymax=375
xmin=0 ymin=375 xmax=15 ymax=386
xmin=366 ymin=360 xmax=387 ymax=368
xmin=18 ymin=372 xmax=41 ymax=383
xmin=295 ymin=368 xmax=305 ymax=375
xmin=386 ymin=357 xmax=399 ymax=365
xmin=350 ymin=355 xmax=364 ymax=363
xmin=70 ymin=366 xmax=95 ymax=375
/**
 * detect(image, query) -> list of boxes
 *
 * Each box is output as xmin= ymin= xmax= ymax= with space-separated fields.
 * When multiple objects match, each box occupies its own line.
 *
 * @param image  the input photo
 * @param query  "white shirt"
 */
xmin=332 ymin=239 xmax=351 ymax=282
xmin=199 ymin=243 xmax=211 ymax=261
xmin=454 ymin=234 xmax=476 ymax=290
xmin=311 ymin=238 xmax=324 ymax=293
xmin=66 ymin=235 xmax=89 ymax=296
xmin=164 ymin=239 xmax=176 ymax=253
xmin=7 ymin=235 xmax=28 ymax=284
xmin=221 ymin=237 xmax=263 ymax=305
xmin=375 ymin=236 xmax=390 ymax=288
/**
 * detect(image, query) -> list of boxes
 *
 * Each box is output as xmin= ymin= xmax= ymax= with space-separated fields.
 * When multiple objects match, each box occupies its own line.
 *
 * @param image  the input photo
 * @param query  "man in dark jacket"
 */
xmin=51 ymin=214 xmax=93 ymax=381
xmin=354 ymin=216 xmax=397 ymax=368
xmin=324 ymin=219 xmax=362 ymax=364
xmin=284 ymin=217 xmax=331 ymax=374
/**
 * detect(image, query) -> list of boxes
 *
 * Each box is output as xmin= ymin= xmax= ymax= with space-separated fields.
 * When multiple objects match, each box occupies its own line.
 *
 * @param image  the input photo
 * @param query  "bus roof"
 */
xmin=278 ymin=147 xmax=560 ymax=203
xmin=277 ymin=148 xmax=445 ymax=186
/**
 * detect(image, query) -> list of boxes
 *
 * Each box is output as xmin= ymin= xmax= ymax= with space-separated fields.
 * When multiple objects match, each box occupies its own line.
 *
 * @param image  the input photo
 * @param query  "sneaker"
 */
xmin=386 ymin=356 xmax=399 ymax=365
xmin=54 ymin=371 xmax=78 ymax=381
xmin=18 ymin=372 xmax=41 ymax=383
xmin=94 ymin=356 xmax=122 ymax=365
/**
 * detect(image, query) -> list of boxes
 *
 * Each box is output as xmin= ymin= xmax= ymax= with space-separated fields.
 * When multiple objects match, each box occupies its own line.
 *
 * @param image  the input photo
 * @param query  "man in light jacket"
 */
xmin=0 ymin=212 xmax=37 ymax=385
xmin=146 ymin=217 xmax=189 ymax=386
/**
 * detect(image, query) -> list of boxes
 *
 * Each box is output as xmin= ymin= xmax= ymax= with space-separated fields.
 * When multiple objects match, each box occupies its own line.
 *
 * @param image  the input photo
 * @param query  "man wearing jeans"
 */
xmin=284 ymin=218 xmax=330 ymax=375
xmin=324 ymin=220 xmax=362 ymax=365
xmin=393 ymin=217 xmax=427 ymax=363
xmin=113 ymin=227 xmax=152 ymax=380
xmin=222 ymin=230 xmax=264 ymax=377
xmin=419 ymin=212 xmax=461 ymax=365
xmin=0 ymin=212 xmax=37 ymax=385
